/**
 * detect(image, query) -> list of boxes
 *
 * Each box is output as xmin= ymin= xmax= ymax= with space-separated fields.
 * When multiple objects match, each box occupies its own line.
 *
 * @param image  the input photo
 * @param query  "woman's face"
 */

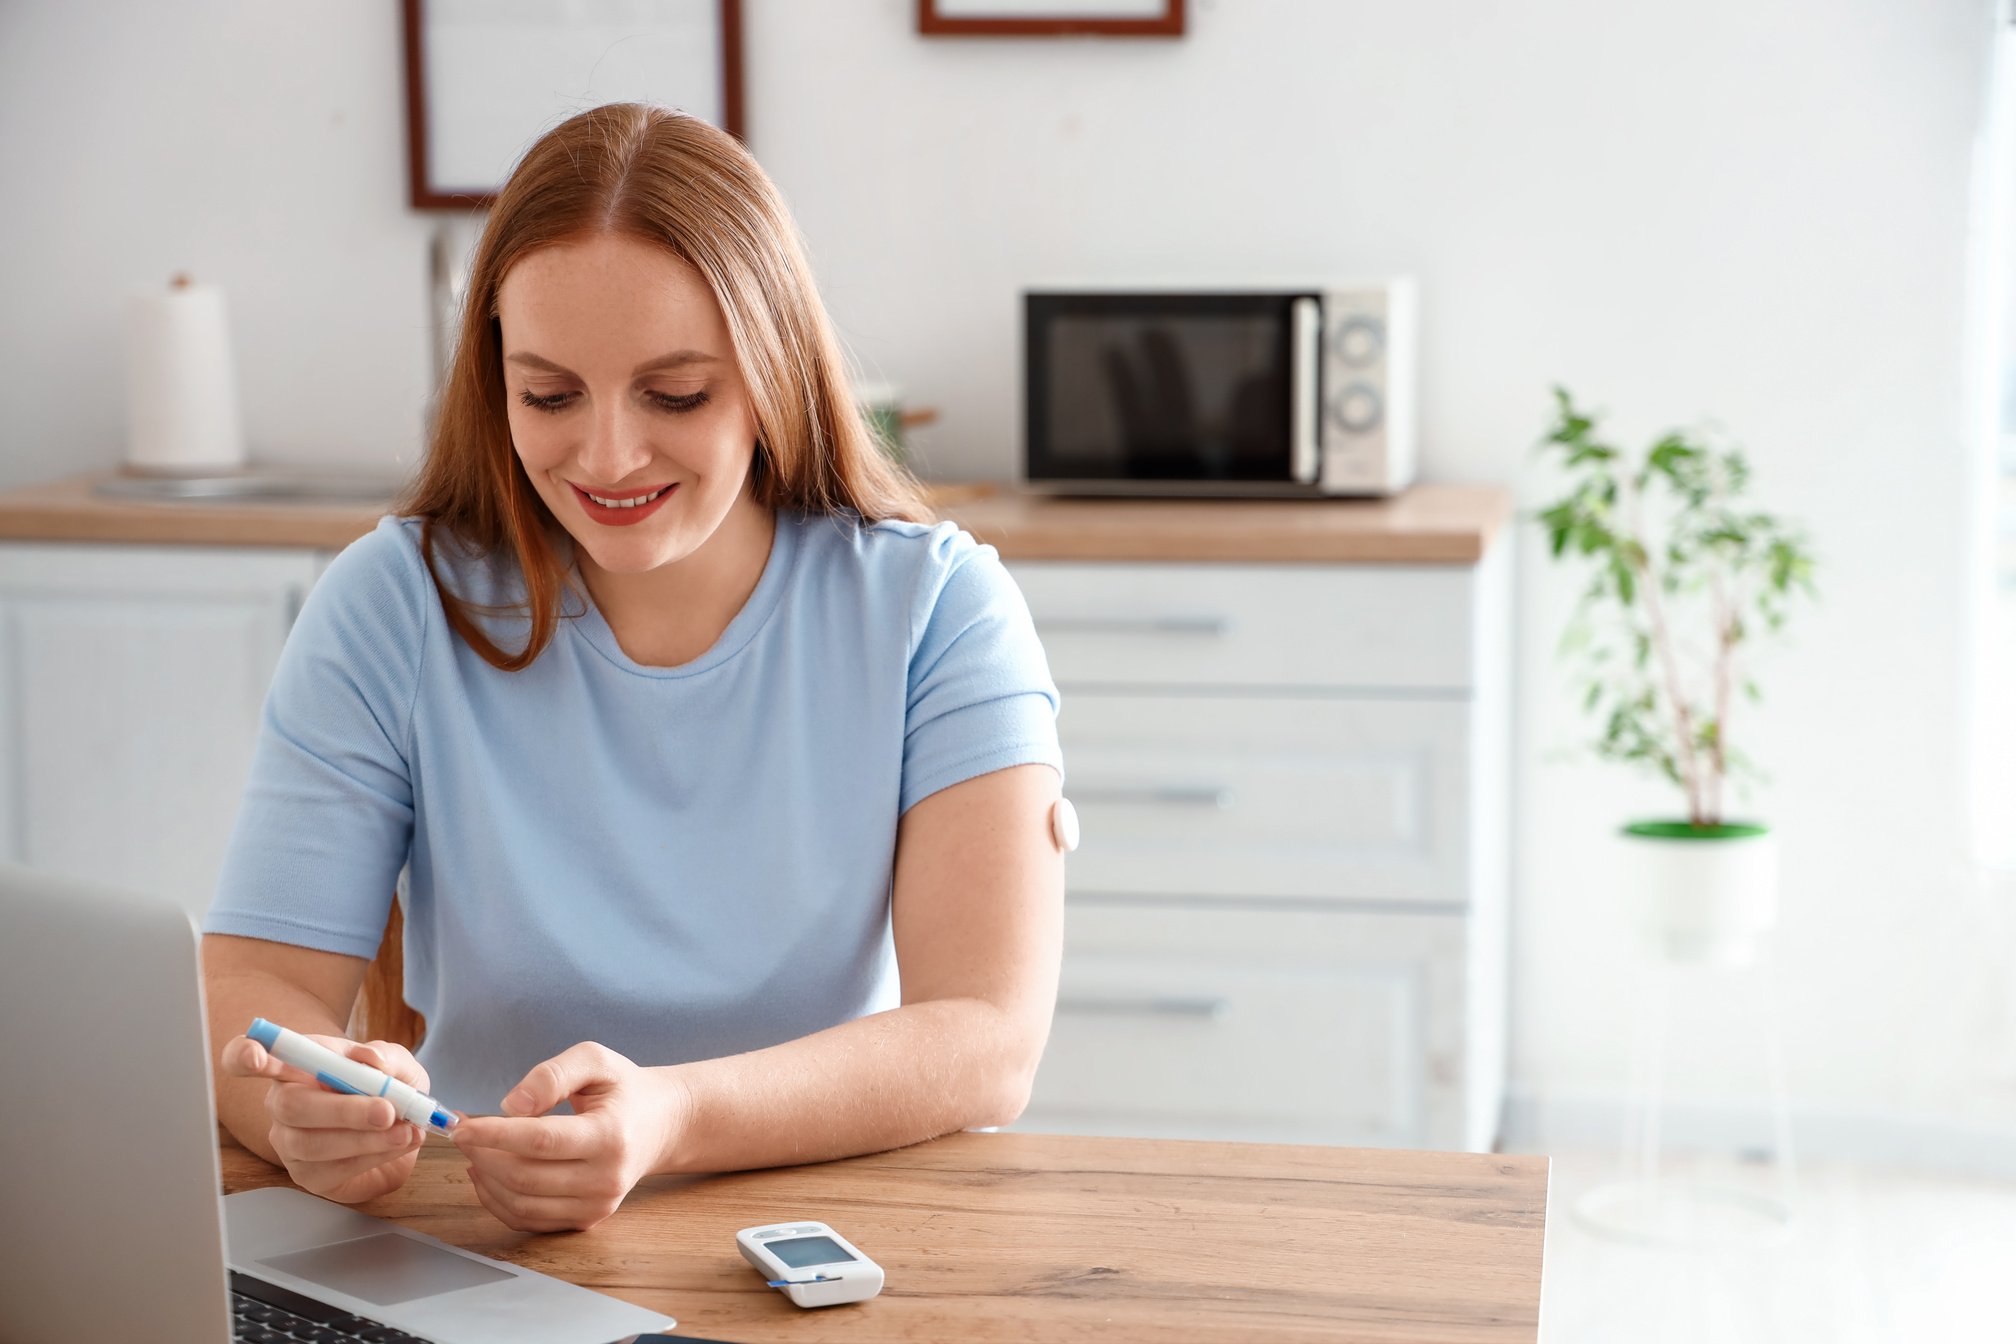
xmin=496 ymin=232 xmax=760 ymax=579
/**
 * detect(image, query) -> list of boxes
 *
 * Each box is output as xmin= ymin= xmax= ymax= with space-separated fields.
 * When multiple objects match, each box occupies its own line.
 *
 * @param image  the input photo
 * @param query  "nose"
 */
xmin=574 ymin=397 xmax=656 ymax=486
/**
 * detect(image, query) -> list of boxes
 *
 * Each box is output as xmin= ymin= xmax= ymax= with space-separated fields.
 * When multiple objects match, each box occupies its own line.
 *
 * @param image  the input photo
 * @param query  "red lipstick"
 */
xmin=571 ymin=482 xmax=675 ymax=527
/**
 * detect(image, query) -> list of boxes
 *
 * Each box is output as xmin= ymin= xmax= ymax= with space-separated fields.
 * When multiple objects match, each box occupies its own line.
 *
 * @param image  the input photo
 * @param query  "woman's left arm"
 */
xmin=451 ymin=762 xmax=1064 ymax=1231
xmin=672 ymin=759 xmax=1066 ymax=1163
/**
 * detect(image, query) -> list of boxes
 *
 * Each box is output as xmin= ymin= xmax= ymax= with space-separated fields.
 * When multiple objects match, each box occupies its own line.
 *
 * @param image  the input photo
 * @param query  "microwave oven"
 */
xmin=1021 ymin=279 xmax=1416 ymax=497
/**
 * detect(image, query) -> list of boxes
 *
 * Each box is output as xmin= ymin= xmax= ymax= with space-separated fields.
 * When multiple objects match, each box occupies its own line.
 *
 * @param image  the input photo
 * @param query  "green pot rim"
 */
xmin=1622 ymin=820 xmax=1770 ymax=841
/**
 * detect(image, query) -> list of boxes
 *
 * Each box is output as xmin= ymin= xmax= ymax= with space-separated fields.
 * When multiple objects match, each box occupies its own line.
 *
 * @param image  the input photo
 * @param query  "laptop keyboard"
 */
xmin=230 ymin=1270 xmax=437 ymax=1344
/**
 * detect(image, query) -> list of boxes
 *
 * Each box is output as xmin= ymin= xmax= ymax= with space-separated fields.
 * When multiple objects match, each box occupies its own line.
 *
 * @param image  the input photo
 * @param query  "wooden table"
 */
xmin=221 ymin=1132 xmax=1548 ymax=1343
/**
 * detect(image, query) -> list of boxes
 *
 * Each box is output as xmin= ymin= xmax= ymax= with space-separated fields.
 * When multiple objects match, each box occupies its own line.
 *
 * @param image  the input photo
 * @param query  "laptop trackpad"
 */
xmin=258 ymin=1233 xmax=515 ymax=1308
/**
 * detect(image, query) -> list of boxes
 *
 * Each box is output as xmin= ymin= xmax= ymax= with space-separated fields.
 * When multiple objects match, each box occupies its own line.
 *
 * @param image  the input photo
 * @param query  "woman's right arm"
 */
xmin=200 ymin=521 xmax=433 ymax=1198
xmin=203 ymin=932 xmax=429 ymax=1203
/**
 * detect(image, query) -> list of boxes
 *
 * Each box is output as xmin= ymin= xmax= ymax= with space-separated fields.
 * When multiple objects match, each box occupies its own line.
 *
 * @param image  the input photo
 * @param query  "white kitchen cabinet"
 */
xmin=1035 ymin=903 xmax=1467 ymax=1146
xmin=1059 ymin=694 xmax=1472 ymax=904
xmin=1008 ymin=545 xmax=1512 ymax=1152
xmin=0 ymin=513 xmax=1513 ymax=1155
xmin=1009 ymin=562 xmax=1483 ymax=692
xmin=0 ymin=543 xmax=330 ymax=925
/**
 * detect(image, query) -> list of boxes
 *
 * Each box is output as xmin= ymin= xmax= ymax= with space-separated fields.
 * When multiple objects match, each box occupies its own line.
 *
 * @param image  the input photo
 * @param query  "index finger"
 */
xmin=269 ymin=1082 xmax=404 ymax=1132
xmin=451 ymin=1115 xmax=598 ymax=1160
xmin=333 ymin=1038 xmax=430 ymax=1094
xmin=218 ymin=1035 xmax=317 ymax=1087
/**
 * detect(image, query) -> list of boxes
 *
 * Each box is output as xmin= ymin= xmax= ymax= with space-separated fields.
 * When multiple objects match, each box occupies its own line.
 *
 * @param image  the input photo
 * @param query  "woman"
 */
xmin=201 ymin=103 xmax=1065 ymax=1234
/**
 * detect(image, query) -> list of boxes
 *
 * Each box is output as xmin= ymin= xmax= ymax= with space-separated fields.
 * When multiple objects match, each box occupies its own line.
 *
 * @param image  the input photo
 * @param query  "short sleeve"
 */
xmin=900 ymin=524 xmax=1063 ymax=815
xmin=201 ymin=516 xmax=428 ymax=959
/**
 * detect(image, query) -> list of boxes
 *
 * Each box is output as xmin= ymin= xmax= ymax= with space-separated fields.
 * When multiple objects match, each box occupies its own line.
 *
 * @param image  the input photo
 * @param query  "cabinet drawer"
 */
xmin=1018 ymin=903 xmax=1466 ymax=1147
xmin=1060 ymin=693 xmax=1470 ymax=904
xmin=1008 ymin=561 xmax=1479 ymax=692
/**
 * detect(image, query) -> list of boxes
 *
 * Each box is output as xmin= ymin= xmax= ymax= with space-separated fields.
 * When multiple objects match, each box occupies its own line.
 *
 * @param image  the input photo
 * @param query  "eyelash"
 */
xmin=516 ymin=389 xmax=710 ymax=415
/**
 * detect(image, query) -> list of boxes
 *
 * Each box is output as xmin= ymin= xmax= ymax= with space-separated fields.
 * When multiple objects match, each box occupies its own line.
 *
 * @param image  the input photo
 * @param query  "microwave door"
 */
xmin=1027 ymin=294 xmax=1302 ymax=486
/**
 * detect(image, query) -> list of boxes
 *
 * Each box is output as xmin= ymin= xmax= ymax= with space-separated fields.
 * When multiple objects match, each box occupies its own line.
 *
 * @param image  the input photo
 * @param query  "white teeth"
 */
xmin=584 ymin=487 xmax=666 ymax=509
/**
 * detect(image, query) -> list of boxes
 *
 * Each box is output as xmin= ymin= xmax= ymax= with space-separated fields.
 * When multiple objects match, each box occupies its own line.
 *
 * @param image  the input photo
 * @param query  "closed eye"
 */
xmin=517 ymin=389 xmax=710 ymax=415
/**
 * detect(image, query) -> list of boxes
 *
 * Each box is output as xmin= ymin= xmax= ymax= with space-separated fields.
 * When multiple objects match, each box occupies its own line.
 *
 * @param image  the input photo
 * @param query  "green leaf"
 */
xmin=1531 ymin=385 xmax=1815 ymax=808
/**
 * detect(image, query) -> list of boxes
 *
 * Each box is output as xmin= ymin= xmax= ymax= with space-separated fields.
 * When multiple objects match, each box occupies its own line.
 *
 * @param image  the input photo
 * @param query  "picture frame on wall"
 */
xmin=401 ymin=0 xmax=744 ymax=211
xmin=917 ymin=0 xmax=1185 ymax=38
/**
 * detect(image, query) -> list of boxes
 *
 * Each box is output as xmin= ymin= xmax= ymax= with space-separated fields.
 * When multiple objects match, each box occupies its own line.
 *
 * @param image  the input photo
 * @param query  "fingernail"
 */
xmin=502 ymin=1090 xmax=531 ymax=1115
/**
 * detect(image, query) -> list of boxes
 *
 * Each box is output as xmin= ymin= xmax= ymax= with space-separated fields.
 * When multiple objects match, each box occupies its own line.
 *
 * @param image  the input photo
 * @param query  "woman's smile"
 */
xmin=571 ymin=481 xmax=678 ymax=526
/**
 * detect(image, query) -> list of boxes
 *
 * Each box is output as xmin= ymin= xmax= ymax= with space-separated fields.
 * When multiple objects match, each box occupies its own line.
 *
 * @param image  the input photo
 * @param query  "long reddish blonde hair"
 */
xmin=394 ymin=103 xmax=934 ymax=670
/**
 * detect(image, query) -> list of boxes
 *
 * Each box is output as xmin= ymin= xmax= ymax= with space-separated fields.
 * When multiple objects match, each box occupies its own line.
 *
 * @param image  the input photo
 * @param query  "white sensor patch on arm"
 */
xmin=1050 ymin=798 xmax=1080 ymax=853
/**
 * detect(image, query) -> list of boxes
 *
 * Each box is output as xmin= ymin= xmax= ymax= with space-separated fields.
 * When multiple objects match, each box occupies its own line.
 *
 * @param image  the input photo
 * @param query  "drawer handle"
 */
xmin=1072 ymin=785 xmax=1234 ymax=810
xmin=1037 ymin=616 xmax=1232 ymax=638
xmin=1056 ymin=994 xmax=1229 ymax=1020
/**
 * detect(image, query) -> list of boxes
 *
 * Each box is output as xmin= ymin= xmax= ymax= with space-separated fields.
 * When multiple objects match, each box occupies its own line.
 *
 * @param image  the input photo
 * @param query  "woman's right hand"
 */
xmin=219 ymin=1032 xmax=428 ymax=1204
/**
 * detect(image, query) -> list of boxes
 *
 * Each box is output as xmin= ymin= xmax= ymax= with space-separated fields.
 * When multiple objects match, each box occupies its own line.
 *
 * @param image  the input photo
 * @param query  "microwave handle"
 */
xmin=1290 ymin=296 xmax=1320 ymax=484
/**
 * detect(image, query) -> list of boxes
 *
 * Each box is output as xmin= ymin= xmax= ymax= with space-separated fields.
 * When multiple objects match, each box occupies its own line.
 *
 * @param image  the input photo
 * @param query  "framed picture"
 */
xmin=917 ymin=0 xmax=1184 ymax=38
xmin=401 ymin=0 xmax=744 ymax=211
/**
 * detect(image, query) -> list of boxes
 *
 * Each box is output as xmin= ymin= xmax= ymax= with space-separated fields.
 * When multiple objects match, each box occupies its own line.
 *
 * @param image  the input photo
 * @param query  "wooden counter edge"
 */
xmin=0 ymin=473 xmax=1514 ymax=564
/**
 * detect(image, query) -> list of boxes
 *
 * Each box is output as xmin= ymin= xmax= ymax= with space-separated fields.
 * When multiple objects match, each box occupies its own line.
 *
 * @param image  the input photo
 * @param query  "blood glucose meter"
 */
xmin=735 ymin=1221 xmax=884 ymax=1308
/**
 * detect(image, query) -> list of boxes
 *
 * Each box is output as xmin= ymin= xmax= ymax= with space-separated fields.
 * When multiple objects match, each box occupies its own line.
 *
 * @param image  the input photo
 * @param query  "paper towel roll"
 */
xmin=125 ymin=273 xmax=247 ymax=473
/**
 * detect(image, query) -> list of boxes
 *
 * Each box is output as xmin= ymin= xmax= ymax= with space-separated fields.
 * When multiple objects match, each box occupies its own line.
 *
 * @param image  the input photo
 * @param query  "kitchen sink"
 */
xmin=92 ymin=469 xmax=412 ymax=505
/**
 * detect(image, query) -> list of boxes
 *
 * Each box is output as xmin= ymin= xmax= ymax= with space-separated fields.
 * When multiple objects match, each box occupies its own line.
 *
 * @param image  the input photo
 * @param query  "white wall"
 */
xmin=3 ymin=0 xmax=2007 ymax=1151
xmin=0 ymin=0 xmax=434 ymax=486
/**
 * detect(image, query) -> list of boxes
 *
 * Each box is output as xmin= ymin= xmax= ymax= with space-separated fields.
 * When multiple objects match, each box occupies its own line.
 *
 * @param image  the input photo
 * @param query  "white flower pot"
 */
xmin=1620 ymin=822 xmax=1778 ymax=967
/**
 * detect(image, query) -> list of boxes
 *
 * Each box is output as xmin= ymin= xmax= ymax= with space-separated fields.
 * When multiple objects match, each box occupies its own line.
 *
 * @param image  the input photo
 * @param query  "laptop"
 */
xmin=0 ymin=860 xmax=679 ymax=1344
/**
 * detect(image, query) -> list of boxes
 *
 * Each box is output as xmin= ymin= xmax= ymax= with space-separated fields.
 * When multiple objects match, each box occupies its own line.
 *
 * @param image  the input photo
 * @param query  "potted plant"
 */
xmin=1534 ymin=387 xmax=1818 ymax=966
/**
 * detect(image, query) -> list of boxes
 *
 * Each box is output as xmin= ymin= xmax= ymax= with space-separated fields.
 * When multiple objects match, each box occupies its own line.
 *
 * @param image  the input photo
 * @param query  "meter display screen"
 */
xmin=766 ymin=1235 xmax=857 ymax=1268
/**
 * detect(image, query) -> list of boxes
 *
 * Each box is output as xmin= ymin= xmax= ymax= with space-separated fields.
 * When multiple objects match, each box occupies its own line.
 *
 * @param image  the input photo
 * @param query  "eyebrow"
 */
xmin=504 ymin=350 xmax=723 ymax=376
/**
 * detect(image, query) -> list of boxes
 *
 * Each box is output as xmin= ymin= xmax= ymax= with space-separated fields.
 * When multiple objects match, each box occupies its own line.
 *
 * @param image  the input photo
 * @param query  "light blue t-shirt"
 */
xmin=202 ymin=508 xmax=1063 ymax=1114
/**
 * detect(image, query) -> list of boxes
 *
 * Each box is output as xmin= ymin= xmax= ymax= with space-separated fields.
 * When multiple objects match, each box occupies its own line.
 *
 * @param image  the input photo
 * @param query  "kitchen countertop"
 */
xmin=0 ymin=471 xmax=1510 ymax=563
xmin=949 ymin=483 xmax=1508 ymax=563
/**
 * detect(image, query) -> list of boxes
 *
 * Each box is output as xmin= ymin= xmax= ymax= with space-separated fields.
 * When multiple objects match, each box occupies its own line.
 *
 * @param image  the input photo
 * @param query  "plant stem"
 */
xmin=1627 ymin=484 xmax=1706 ymax=824
xmin=1710 ymin=569 xmax=1734 ymax=826
xmin=1640 ymin=569 xmax=1706 ymax=825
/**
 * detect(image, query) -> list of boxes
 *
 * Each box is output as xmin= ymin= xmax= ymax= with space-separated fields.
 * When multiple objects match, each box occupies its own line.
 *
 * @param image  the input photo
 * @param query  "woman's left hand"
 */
xmin=450 ymin=1041 xmax=687 ymax=1232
